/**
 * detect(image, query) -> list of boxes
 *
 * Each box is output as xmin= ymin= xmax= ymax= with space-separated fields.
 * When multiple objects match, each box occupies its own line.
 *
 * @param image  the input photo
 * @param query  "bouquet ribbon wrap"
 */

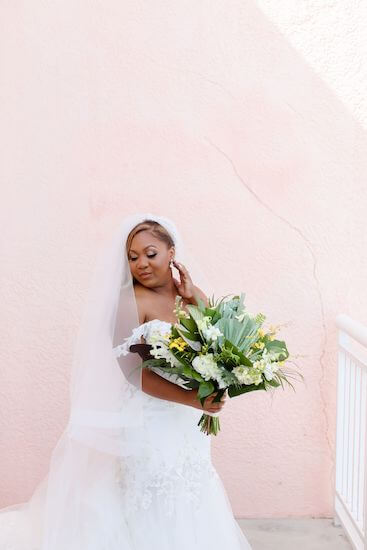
xmin=129 ymin=343 xmax=153 ymax=362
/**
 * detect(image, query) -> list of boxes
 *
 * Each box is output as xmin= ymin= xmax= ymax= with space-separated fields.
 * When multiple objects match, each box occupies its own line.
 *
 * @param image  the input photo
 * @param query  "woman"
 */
xmin=0 ymin=213 xmax=252 ymax=549
xmin=124 ymin=217 xmax=225 ymax=414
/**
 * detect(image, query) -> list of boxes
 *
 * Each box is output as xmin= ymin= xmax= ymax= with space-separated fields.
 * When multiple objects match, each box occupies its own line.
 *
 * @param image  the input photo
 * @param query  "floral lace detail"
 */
xmin=116 ymin=434 xmax=219 ymax=517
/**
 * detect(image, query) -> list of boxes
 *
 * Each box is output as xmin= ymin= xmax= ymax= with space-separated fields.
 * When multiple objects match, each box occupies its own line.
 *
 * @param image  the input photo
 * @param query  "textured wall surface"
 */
xmin=1 ymin=1 xmax=366 ymax=518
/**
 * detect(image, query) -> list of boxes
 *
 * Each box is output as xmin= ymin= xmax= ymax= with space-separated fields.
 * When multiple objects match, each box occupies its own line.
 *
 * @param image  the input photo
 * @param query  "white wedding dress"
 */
xmin=0 ymin=319 xmax=252 ymax=549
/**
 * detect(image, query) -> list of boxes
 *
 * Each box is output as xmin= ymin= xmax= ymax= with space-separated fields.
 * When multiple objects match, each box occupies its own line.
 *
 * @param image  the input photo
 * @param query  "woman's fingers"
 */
xmin=173 ymin=260 xmax=193 ymax=284
xmin=205 ymin=393 xmax=227 ymax=412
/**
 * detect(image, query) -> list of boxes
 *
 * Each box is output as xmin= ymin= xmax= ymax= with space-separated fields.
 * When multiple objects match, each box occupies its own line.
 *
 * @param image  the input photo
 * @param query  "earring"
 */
xmin=169 ymin=259 xmax=174 ymax=268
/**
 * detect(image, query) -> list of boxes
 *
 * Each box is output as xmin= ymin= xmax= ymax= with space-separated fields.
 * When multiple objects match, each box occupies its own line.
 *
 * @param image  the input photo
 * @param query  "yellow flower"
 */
xmin=253 ymin=341 xmax=265 ymax=350
xmin=169 ymin=337 xmax=187 ymax=352
xmin=257 ymin=328 xmax=265 ymax=338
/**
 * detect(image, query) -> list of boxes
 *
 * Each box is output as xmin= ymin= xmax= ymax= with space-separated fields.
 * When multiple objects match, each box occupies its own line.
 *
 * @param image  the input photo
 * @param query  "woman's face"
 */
xmin=128 ymin=230 xmax=174 ymax=287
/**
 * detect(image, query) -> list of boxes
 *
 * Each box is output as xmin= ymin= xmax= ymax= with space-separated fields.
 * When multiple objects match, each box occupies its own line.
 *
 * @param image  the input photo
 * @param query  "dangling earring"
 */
xmin=169 ymin=259 xmax=174 ymax=268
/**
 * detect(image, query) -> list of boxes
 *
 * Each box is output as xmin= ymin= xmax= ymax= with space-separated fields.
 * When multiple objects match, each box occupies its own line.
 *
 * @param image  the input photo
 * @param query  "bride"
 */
xmin=0 ymin=213 xmax=253 ymax=549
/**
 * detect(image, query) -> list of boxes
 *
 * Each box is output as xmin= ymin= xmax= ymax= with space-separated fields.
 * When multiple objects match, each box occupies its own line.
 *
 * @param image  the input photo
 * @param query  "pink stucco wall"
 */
xmin=1 ymin=1 xmax=366 ymax=518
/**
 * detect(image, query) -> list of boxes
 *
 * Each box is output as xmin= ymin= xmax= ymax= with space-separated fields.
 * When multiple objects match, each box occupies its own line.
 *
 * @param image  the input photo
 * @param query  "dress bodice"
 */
xmin=113 ymin=319 xmax=190 ymax=390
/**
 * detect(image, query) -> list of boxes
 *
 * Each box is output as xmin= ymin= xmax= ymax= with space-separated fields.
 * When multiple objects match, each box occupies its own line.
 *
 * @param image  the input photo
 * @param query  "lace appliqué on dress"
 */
xmin=115 ymin=435 xmax=219 ymax=518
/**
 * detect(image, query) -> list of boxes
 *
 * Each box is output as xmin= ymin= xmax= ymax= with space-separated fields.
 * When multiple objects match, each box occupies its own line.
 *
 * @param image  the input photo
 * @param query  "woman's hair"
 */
xmin=125 ymin=219 xmax=175 ymax=257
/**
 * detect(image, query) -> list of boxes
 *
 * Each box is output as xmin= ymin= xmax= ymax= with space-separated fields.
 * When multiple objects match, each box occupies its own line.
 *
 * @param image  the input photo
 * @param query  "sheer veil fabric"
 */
xmin=0 ymin=213 xmax=210 ymax=549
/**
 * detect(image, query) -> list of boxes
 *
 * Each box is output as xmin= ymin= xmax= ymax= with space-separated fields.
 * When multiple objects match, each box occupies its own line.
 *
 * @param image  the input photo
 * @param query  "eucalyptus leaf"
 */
xmin=215 ymin=317 xmax=259 ymax=353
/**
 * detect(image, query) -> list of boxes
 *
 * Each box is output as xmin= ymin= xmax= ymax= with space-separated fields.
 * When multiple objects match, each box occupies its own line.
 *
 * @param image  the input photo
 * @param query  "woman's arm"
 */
xmin=142 ymin=368 xmax=192 ymax=405
xmin=142 ymin=369 xmax=225 ymax=413
xmin=186 ymin=285 xmax=209 ymax=307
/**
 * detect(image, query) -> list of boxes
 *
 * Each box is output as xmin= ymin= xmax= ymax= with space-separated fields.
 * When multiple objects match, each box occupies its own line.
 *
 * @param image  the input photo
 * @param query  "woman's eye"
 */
xmin=130 ymin=253 xmax=157 ymax=261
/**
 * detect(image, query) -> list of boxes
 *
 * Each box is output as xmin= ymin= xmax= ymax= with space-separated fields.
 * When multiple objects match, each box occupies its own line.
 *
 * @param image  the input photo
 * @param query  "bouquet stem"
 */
xmin=197 ymin=413 xmax=221 ymax=436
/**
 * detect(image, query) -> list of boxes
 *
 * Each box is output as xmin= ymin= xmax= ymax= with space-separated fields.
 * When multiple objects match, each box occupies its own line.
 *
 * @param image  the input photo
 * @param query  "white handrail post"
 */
xmin=364 ymin=405 xmax=367 ymax=550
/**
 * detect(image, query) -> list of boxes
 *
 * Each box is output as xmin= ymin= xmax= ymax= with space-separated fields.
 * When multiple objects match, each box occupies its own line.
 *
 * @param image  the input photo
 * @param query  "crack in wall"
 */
xmin=205 ymin=136 xmax=334 ymax=490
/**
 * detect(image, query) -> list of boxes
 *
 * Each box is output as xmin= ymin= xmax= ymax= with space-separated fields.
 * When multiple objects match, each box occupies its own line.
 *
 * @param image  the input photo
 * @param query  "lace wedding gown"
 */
xmin=0 ymin=319 xmax=252 ymax=549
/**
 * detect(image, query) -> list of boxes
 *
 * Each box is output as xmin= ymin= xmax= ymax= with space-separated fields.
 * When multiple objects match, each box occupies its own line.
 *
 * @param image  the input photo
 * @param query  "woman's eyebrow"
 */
xmin=129 ymin=245 xmax=158 ymax=253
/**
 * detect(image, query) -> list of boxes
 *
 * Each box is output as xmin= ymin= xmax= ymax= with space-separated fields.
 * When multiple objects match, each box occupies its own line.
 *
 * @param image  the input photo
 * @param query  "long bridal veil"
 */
xmin=0 ymin=212 xmax=210 ymax=550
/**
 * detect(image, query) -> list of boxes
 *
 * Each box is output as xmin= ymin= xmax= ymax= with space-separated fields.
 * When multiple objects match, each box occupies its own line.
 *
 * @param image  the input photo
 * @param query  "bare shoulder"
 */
xmin=192 ymin=285 xmax=209 ymax=307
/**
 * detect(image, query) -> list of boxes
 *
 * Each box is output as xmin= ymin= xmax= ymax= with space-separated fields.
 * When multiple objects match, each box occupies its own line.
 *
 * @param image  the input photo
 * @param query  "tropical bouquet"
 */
xmin=133 ymin=293 xmax=302 ymax=435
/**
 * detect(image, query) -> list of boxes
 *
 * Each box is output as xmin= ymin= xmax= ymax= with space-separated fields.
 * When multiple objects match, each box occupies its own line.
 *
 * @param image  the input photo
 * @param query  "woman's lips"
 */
xmin=140 ymin=272 xmax=152 ymax=278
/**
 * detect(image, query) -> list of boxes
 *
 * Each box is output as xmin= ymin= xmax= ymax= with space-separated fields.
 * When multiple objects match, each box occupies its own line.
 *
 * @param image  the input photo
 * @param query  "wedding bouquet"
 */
xmin=132 ymin=293 xmax=302 ymax=435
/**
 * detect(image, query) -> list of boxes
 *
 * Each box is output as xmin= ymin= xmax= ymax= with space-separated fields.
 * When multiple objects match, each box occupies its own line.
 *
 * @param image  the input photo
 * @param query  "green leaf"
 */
xmin=266 ymin=339 xmax=289 ymax=360
xmin=176 ymin=326 xmax=202 ymax=350
xmin=183 ymin=364 xmax=204 ymax=381
xmin=197 ymin=381 xmax=215 ymax=400
xmin=153 ymin=365 xmax=184 ymax=375
xmin=180 ymin=317 xmax=198 ymax=333
xmin=266 ymin=378 xmax=280 ymax=388
xmin=227 ymin=382 xmax=266 ymax=397
xmin=182 ymin=380 xmax=200 ymax=389
xmin=215 ymin=318 xmax=258 ymax=353
xmin=223 ymin=339 xmax=252 ymax=367
xmin=141 ymin=358 xmax=166 ymax=368
xmin=196 ymin=296 xmax=207 ymax=312
xmin=170 ymin=350 xmax=194 ymax=369
xmin=186 ymin=304 xmax=205 ymax=323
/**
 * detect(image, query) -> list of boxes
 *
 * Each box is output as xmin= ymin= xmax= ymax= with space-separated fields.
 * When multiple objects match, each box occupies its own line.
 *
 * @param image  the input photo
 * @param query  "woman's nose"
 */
xmin=136 ymin=257 xmax=149 ymax=269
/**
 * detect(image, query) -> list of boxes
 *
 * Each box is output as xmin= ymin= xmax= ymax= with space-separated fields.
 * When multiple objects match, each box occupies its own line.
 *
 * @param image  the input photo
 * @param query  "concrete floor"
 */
xmin=236 ymin=518 xmax=353 ymax=550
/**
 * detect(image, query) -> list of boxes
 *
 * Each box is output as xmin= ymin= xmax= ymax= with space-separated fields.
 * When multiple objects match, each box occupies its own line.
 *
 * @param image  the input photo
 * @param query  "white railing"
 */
xmin=334 ymin=314 xmax=367 ymax=550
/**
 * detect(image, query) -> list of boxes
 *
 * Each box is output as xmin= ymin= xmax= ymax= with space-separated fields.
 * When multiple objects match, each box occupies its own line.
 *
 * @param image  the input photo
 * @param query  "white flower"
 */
xmin=252 ymin=353 xmax=281 ymax=382
xmin=262 ymin=348 xmax=280 ymax=361
xmin=233 ymin=365 xmax=263 ymax=386
xmin=196 ymin=317 xmax=223 ymax=342
xmin=147 ymin=329 xmax=181 ymax=367
xmin=196 ymin=316 xmax=211 ymax=331
xmin=147 ymin=327 xmax=170 ymax=345
xmin=192 ymin=353 xmax=226 ymax=388
xmin=253 ymin=359 xmax=266 ymax=372
xmin=203 ymin=325 xmax=223 ymax=341
xmin=263 ymin=361 xmax=280 ymax=381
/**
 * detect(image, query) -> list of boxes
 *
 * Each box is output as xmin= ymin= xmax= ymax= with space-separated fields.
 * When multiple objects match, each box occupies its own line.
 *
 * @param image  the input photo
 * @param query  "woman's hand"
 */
xmin=188 ymin=389 xmax=227 ymax=413
xmin=171 ymin=260 xmax=196 ymax=302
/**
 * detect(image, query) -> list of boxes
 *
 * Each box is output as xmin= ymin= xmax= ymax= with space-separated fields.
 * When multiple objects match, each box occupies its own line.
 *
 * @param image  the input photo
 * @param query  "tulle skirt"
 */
xmin=0 ymin=392 xmax=252 ymax=549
